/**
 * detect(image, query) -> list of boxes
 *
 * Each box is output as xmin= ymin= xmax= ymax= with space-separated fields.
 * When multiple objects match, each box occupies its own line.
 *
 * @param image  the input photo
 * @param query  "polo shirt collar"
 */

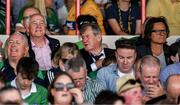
xmin=11 ymin=79 xmax=37 ymax=99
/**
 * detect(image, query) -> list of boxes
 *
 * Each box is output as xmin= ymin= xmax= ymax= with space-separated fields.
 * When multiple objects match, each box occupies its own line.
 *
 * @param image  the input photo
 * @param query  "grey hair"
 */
xmin=64 ymin=57 xmax=87 ymax=72
xmin=140 ymin=55 xmax=160 ymax=73
xmin=22 ymin=7 xmax=41 ymax=28
xmin=79 ymin=23 xmax=101 ymax=36
xmin=4 ymin=32 xmax=29 ymax=58
xmin=11 ymin=32 xmax=29 ymax=46
xmin=26 ymin=14 xmax=47 ymax=27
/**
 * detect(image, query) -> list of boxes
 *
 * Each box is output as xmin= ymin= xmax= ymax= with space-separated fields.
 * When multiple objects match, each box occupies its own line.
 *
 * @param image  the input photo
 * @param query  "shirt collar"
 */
xmin=31 ymin=37 xmax=49 ymax=47
xmin=11 ymin=79 xmax=37 ymax=99
xmin=114 ymin=64 xmax=135 ymax=78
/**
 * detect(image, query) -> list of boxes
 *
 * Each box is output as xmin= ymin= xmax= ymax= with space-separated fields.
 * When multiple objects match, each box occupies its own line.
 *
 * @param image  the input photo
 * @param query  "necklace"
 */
xmin=117 ymin=2 xmax=132 ymax=34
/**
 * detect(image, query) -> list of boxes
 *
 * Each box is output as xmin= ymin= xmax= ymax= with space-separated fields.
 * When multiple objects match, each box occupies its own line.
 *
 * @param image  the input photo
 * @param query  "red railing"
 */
xmin=5 ymin=0 xmax=146 ymax=35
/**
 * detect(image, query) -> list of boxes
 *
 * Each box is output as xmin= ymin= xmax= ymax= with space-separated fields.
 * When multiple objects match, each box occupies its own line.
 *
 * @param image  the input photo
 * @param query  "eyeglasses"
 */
xmin=73 ymin=77 xmax=84 ymax=82
xmin=7 ymin=40 xmax=23 ymax=46
xmin=22 ymin=16 xmax=30 ymax=20
xmin=61 ymin=58 xmax=68 ymax=64
xmin=54 ymin=82 xmax=75 ymax=91
xmin=151 ymin=29 xmax=167 ymax=34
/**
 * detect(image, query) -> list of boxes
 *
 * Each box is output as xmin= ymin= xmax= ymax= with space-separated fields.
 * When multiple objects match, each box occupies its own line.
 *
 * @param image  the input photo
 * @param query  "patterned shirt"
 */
xmin=83 ymin=79 xmax=106 ymax=104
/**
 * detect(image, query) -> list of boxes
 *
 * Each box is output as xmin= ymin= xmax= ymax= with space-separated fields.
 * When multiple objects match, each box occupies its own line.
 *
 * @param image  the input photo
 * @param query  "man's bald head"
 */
xmin=166 ymin=75 xmax=180 ymax=103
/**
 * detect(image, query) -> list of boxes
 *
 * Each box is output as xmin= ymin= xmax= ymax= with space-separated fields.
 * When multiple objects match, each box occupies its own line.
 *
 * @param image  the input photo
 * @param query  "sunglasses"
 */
xmin=61 ymin=58 xmax=68 ymax=64
xmin=151 ymin=29 xmax=167 ymax=34
xmin=54 ymin=82 xmax=75 ymax=91
xmin=119 ymin=79 xmax=140 ymax=91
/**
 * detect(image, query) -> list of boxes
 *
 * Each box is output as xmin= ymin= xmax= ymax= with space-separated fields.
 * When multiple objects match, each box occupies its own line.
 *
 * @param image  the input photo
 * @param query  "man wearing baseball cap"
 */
xmin=116 ymin=75 xmax=143 ymax=105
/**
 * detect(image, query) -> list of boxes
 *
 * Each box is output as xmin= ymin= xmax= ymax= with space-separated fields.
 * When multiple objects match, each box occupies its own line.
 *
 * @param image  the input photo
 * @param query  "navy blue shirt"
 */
xmin=105 ymin=2 xmax=140 ymax=35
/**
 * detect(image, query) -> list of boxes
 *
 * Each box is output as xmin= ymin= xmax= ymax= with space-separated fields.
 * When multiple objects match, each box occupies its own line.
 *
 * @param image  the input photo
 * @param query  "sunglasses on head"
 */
xmin=119 ymin=79 xmax=140 ymax=91
xmin=61 ymin=58 xmax=68 ymax=64
xmin=54 ymin=82 xmax=75 ymax=91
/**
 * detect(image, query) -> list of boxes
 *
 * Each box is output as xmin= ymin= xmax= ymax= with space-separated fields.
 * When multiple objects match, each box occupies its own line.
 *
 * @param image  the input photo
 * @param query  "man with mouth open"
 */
xmin=79 ymin=22 xmax=114 ymax=79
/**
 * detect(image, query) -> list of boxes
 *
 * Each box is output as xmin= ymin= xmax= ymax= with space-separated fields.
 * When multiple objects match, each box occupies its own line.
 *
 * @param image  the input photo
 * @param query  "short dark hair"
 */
xmin=144 ymin=16 xmax=169 ymax=46
xmin=169 ymin=42 xmax=180 ymax=64
xmin=16 ymin=57 xmax=39 ymax=80
xmin=65 ymin=56 xmax=87 ymax=72
xmin=76 ymin=14 xmax=97 ymax=30
xmin=115 ymin=39 xmax=137 ymax=51
xmin=178 ymin=43 xmax=180 ymax=62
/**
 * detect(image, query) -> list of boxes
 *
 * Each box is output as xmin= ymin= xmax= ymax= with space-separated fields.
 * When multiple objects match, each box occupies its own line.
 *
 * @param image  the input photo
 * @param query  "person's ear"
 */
xmin=170 ymin=55 xmax=176 ymax=62
xmin=24 ymin=46 xmax=29 ymax=57
xmin=51 ymin=89 xmax=56 ymax=97
xmin=97 ymin=34 xmax=102 ymax=41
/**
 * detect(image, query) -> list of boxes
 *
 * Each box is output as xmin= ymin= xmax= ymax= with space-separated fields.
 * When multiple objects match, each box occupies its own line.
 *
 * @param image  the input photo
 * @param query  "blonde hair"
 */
xmin=52 ymin=42 xmax=80 ymax=68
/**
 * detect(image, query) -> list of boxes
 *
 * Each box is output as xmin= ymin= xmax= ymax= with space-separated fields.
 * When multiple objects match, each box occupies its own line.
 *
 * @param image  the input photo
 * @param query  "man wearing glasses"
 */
xmin=64 ymin=57 xmax=105 ymax=104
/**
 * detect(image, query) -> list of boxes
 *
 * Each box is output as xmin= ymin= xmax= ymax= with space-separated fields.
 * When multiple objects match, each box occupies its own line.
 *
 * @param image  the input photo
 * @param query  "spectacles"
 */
xmin=22 ymin=16 xmax=30 ymax=20
xmin=73 ymin=77 xmax=84 ymax=81
xmin=61 ymin=58 xmax=68 ymax=64
xmin=151 ymin=29 xmax=167 ymax=34
xmin=7 ymin=40 xmax=23 ymax=46
xmin=54 ymin=82 xmax=75 ymax=91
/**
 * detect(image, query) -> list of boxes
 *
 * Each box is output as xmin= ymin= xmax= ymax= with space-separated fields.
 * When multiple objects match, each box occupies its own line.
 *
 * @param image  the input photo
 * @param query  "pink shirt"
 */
xmin=31 ymin=38 xmax=52 ymax=71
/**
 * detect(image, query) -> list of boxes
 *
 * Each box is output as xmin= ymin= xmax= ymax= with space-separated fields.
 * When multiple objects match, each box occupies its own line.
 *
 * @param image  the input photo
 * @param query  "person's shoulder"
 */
xmin=86 ymin=79 xmax=103 ymax=89
xmin=80 ymin=48 xmax=89 ymax=55
xmin=36 ymin=83 xmax=48 ymax=93
xmin=98 ymin=64 xmax=117 ymax=73
xmin=45 ymin=35 xmax=59 ymax=42
xmin=104 ymin=48 xmax=115 ymax=52
xmin=163 ymin=63 xmax=180 ymax=71
xmin=104 ymin=2 xmax=113 ymax=10
xmin=45 ymin=35 xmax=60 ymax=46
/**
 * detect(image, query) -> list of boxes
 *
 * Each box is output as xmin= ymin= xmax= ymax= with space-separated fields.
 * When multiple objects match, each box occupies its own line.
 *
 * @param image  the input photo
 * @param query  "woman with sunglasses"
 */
xmin=48 ymin=72 xmax=84 ymax=105
xmin=44 ymin=42 xmax=81 ymax=87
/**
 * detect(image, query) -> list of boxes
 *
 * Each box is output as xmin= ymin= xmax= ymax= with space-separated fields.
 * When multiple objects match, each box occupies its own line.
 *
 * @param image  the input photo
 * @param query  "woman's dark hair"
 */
xmin=143 ymin=16 xmax=169 ymax=46
xmin=48 ymin=71 xmax=74 ymax=104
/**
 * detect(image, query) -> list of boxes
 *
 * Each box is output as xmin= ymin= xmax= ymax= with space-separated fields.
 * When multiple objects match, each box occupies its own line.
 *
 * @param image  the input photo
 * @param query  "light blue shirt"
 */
xmin=96 ymin=64 xmax=135 ymax=92
xmin=160 ymin=62 xmax=180 ymax=87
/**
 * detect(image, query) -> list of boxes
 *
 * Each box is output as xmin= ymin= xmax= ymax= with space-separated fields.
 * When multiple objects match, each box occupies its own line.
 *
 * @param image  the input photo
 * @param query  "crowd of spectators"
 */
xmin=0 ymin=0 xmax=180 ymax=105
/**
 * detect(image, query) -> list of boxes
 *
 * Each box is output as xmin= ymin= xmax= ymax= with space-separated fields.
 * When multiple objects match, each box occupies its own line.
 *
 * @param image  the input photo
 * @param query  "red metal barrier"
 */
xmin=5 ymin=0 xmax=11 ymax=35
xmin=5 ymin=0 xmax=146 ymax=35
